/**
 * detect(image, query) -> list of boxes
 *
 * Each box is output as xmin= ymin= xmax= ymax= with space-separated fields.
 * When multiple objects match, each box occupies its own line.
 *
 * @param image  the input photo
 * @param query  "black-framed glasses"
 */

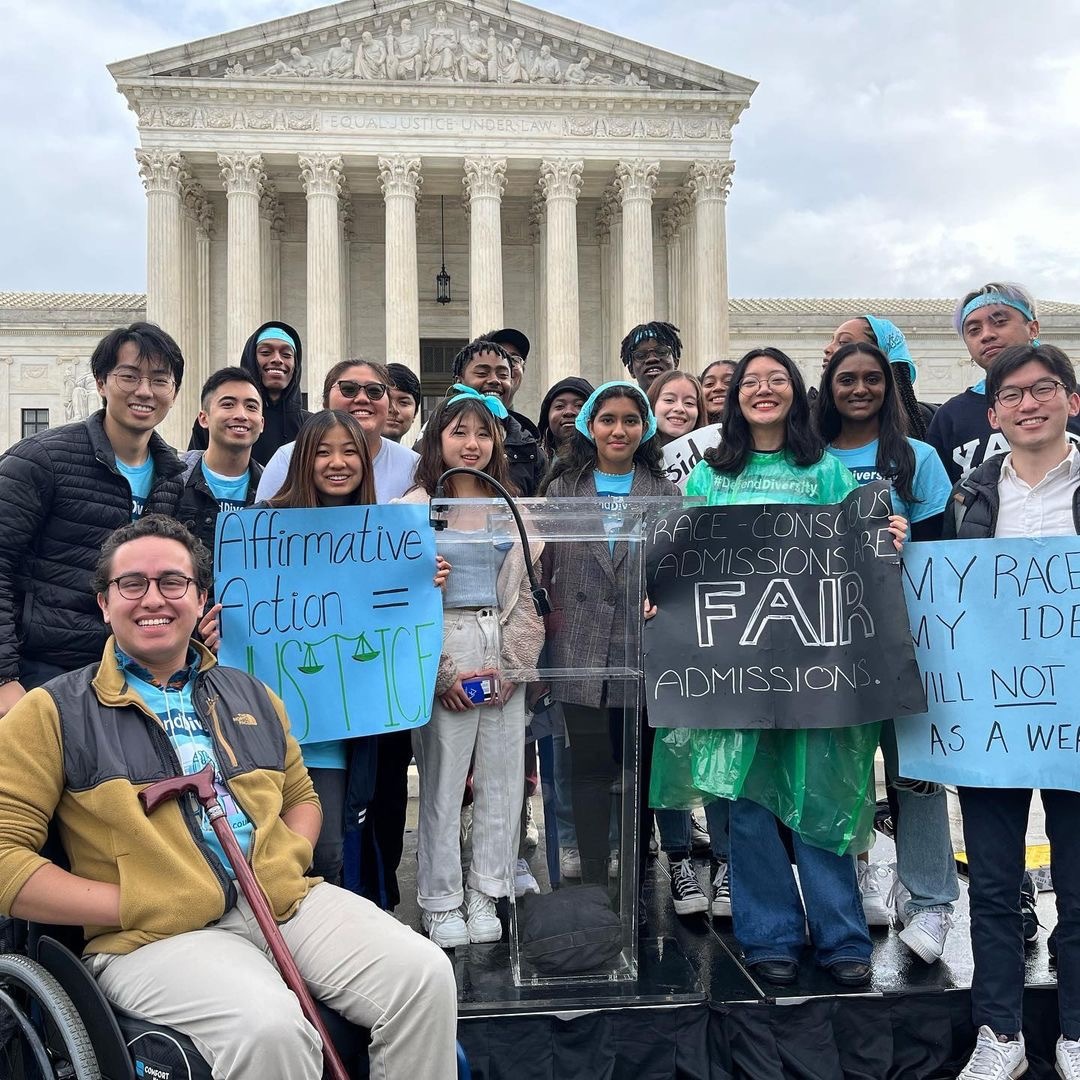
xmin=507 ymin=355 xmax=526 ymax=372
xmin=334 ymin=380 xmax=387 ymax=401
xmin=630 ymin=345 xmax=673 ymax=364
xmin=993 ymin=379 xmax=1066 ymax=408
xmin=738 ymin=373 xmax=792 ymax=393
xmin=108 ymin=572 xmax=197 ymax=600
xmin=109 ymin=370 xmax=175 ymax=393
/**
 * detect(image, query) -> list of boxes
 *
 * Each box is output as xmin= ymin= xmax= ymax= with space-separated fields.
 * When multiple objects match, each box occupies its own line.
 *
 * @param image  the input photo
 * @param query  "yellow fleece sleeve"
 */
xmin=265 ymin=687 xmax=321 ymax=815
xmin=0 ymin=689 xmax=65 ymax=915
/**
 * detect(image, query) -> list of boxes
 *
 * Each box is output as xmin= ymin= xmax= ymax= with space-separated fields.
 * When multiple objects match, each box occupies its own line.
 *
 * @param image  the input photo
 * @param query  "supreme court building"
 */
xmin=103 ymin=0 xmax=755 ymax=444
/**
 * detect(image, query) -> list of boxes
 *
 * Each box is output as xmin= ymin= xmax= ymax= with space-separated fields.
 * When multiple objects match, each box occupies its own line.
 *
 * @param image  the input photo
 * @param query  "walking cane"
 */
xmin=140 ymin=764 xmax=350 ymax=1080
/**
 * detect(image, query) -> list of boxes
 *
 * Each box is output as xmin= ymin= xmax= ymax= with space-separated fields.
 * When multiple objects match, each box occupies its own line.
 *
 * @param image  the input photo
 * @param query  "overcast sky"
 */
xmin=1 ymin=0 xmax=1078 ymax=300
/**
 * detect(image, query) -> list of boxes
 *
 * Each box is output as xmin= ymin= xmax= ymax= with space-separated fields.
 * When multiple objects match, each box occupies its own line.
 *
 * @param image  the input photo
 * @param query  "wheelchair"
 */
xmin=0 ymin=921 xmax=471 ymax=1080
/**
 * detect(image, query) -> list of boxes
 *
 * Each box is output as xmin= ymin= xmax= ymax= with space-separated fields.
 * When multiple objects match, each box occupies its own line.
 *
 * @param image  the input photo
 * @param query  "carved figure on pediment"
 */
xmin=386 ymin=18 xmax=422 ymax=81
xmin=565 ymin=57 xmax=612 ymax=85
xmin=623 ymin=69 xmax=647 ymax=86
xmin=324 ymin=38 xmax=353 ymax=78
xmin=424 ymin=10 xmax=457 ymax=79
xmin=530 ymin=44 xmax=562 ymax=84
xmin=353 ymin=31 xmax=388 ymax=79
xmin=457 ymin=20 xmax=490 ymax=81
xmin=265 ymin=47 xmax=317 ymax=78
xmin=498 ymin=38 xmax=529 ymax=83
xmin=225 ymin=60 xmax=247 ymax=77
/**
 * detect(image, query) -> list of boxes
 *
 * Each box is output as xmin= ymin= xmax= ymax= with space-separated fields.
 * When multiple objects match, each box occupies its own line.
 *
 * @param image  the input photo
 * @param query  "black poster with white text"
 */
xmin=644 ymin=483 xmax=926 ymax=729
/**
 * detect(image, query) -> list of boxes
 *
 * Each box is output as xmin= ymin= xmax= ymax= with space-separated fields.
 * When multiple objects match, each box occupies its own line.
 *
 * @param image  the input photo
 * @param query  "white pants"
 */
xmin=87 ymin=882 xmax=457 ymax=1080
xmin=413 ymin=608 xmax=525 ymax=910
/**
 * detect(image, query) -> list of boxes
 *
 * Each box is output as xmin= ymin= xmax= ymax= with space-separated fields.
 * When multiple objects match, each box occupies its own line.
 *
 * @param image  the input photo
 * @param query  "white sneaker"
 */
xmin=670 ymin=857 xmax=709 ymax=915
xmin=465 ymin=888 xmax=502 ymax=943
xmin=523 ymin=798 xmax=539 ymax=852
xmin=957 ymin=1026 xmax=1027 ymax=1079
xmin=897 ymin=909 xmax=953 ymax=964
xmin=858 ymin=861 xmax=895 ymax=927
xmin=609 ymin=848 xmax=619 ymax=880
xmin=422 ymin=907 xmax=469 ymax=949
xmin=710 ymin=859 xmax=731 ymax=919
xmin=1057 ymin=1035 xmax=1080 ymax=1079
xmin=514 ymin=857 xmax=540 ymax=897
xmin=560 ymin=847 xmax=581 ymax=879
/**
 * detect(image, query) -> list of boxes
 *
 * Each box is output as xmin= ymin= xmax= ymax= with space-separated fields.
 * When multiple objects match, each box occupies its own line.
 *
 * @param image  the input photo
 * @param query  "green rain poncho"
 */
xmin=648 ymin=449 xmax=881 ymax=856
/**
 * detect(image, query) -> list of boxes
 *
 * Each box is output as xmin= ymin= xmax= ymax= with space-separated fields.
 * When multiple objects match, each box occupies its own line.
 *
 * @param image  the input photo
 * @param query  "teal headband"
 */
xmin=256 ymin=327 xmax=297 ymax=350
xmin=960 ymin=292 xmax=1034 ymax=332
xmin=574 ymin=380 xmax=658 ymax=443
xmin=446 ymin=383 xmax=508 ymax=420
xmin=863 ymin=315 xmax=916 ymax=385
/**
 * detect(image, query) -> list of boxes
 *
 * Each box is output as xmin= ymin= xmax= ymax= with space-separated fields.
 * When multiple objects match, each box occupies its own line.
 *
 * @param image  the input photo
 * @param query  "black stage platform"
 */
xmin=394 ymin=826 xmax=1063 ymax=1079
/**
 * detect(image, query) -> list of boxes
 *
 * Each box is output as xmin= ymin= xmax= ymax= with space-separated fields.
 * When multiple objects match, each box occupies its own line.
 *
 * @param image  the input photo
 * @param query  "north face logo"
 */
xmin=232 ymin=713 xmax=257 ymax=726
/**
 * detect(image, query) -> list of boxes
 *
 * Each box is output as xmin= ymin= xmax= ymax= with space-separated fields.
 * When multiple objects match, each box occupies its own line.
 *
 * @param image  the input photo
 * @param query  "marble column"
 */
xmin=218 ymin=152 xmax=264 ymax=362
xmin=378 ymin=156 xmax=422 ymax=372
xmin=690 ymin=160 xmax=735 ymax=364
xmin=0 ymin=357 xmax=12 ymax=451
xmin=259 ymin=181 xmax=280 ymax=322
xmin=596 ymin=203 xmax=613 ymax=384
xmin=614 ymin=160 xmax=660 ymax=330
xmin=195 ymin=207 xmax=212 ymax=391
xmin=528 ymin=188 xmax=546 ymax=383
xmin=538 ymin=159 xmax=583 ymax=386
xmin=663 ymin=210 xmax=680 ymax=331
xmin=463 ymin=157 xmax=507 ymax=336
xmin=136 ymin=149 xmax=185 ymax=345
xmin=338 ymin=178 xmax=353 ymax=363
xmin=299 ymin=153 xmax=344 ymax=400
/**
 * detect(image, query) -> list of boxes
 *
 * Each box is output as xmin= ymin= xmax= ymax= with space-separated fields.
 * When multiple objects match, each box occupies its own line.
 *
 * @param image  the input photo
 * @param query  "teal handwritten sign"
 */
xmin=897 ymin=537 xmax=1080 ymax=791
xmin=214 ymin=504 xmax=442 ymax=742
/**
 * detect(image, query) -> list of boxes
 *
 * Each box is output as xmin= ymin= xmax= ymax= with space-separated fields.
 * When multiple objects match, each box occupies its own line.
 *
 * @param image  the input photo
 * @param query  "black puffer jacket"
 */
xmin=503 ymin=412 xmax=546 ymax=497
xmin=177 ymin=451 xmax=263 ymax=569
xmin=187 ymin=321 xmax=310 ymax=466
xmin=0 ymin=411 xmax=184 ymax=679
xmin=943 ymin=451 xmax=1080 ymax=539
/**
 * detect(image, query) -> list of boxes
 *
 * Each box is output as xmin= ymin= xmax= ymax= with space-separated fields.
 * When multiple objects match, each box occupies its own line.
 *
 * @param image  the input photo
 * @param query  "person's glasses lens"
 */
xmin=336 ymin=381 xmax=386 ymax=401
xmin=158 ymin=574 xmax=193 ymax=599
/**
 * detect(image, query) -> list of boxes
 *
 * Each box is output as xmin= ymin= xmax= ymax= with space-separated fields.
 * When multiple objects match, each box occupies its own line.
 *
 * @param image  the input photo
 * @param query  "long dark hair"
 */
xmin=410 ymin=397 xmax=517 ymax=498
xmin=269 ymin=409 xmax=376 ymax=508
xmin=541 ymin=384 xmax=665 ymax=491
xmin=704 ymin=348 xmax=823 ymax=475
xmin=816 ymin=342 xmax=916 ymax=505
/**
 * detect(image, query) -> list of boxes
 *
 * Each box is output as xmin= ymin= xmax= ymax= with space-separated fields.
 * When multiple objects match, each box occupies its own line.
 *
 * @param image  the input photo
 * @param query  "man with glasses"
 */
xmin=256 ymin=359 xmax=418 ymax=503
xmin=946 ymin=343 xmax=1080 ymax=1080
xmin=620 ymin=321 xmax=682 ymax=392
xmin=188 ymin=322 xmax=310 ymax=466
xmin=0 ymin=322 xmax=185 ymax=714
xmin=928 ymin=282 xmax=1080 ymax=485
xmin=0 ymin=513 xmax=458 ymax=1080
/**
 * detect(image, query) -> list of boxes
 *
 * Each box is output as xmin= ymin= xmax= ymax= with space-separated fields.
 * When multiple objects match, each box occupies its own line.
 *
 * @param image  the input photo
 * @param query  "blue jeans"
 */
xmin=881 ymin=720 xmax=958 ymax=915
xmin=729 ymin=797 xmax=871 ymax=968
xmin=654 ymin=803 xmax=730 ymax=861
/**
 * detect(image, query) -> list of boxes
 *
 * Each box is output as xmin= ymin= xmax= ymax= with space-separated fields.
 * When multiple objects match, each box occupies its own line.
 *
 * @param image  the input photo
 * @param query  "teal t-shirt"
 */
xmin=826 ymin=437 xmax=952 ymax=526
xmin=593 ymin=469 xmax=635 ymax=553
xmin=117 ymin=649 xmax=253 ymax=878
xmin=684 ymin=448 xmax=857 ymax=506
xmin=303 ymin=739 xmax=348 ymax=770
xmin=116 ymin=457 xmax=154 ymax=521
xmin=202 ymin=463 xmax=251 ymax=513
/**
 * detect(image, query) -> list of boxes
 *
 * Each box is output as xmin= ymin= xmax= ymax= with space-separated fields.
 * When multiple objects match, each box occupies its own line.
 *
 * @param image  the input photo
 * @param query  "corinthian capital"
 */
xmin=378 ymin=156 xmax=422 ymax=199
xmin=299 ymin=153 xmax=344 ymax=198
xmin=463 ymin=157 xmax=507 ymax=202
xmin=688 ymin=160 xmax=735 ymax=204
xmin=614 ymin=159 xmax=660 ymax=204
xmin=136 ymin=149 xmax=186 ymax=195
xmin=218 ymin=152 xmax=265 ymax=196
xmin=538 ymin=159 xmax=583 ymax=202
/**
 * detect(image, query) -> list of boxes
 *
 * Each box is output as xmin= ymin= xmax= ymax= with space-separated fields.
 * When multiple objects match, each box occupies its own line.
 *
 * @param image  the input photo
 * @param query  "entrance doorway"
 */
xmin=420 ymin=338 xmax=468 ymax=421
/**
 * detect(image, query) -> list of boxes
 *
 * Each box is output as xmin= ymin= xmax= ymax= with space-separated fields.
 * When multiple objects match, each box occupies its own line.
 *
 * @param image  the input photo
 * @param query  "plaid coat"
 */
xmin=543 ymin=465 xmax=679 ymax=707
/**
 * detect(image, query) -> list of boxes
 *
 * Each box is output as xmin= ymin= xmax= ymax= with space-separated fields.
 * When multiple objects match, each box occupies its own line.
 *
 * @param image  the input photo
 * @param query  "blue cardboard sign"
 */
xmin=896 ymin=537 xmax=1080 ymax=791
xmin=214 ymin=504 xmax=443 ymax=742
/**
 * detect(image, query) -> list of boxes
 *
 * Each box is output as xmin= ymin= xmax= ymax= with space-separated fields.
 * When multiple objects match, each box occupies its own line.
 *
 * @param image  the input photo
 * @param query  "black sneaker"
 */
xmin=1021 ymin=871 xmax=1040 ymax=945
xmin=670 ymin=858 xmax=709 ymax=915
xmin=691 ymin=816 xmax=711 ymax=855
xmin=710 ymin=858 xmax=732 ymax=919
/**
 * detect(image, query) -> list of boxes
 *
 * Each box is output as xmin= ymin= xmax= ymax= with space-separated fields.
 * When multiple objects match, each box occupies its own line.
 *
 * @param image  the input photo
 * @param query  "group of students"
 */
xmin=0 ymin=279 xmax=1078 ymax=1079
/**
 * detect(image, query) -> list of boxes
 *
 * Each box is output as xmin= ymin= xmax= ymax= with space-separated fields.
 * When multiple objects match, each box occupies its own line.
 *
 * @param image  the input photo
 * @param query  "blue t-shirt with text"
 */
xmin=593 ymin=469 xmax=635 ymax=554
xmin=202 ymin=463 xmax=251 ymax=513
xmin=116 ymin=457 xmax=154 ymax=521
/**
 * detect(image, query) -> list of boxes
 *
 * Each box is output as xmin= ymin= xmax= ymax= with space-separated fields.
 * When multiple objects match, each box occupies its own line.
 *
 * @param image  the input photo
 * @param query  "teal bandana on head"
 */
xmin=960 ymin=292 xmax=1035 ymax=330
xmin=574 ymin=380 xmax=658 ymax=443
xmin=863 ymin=315 xmax=916 ymax=385
xmin=446 ymin=383 xmax=509 ymax=420
xmin=255 ymin=327 xmax=297 ymax=350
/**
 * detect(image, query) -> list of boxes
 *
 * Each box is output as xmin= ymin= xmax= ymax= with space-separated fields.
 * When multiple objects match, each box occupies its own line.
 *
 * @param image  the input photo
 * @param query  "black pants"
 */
xmin=309 ymin=767 xmax=347 ymax=886
xmin=958 ymin=785 xmax=1080 ymax=1037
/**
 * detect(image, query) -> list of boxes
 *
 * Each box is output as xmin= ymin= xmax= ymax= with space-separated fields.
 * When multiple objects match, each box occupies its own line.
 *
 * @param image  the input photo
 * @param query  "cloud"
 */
xmin=1 ymin=0 xmax=1078 ymax=300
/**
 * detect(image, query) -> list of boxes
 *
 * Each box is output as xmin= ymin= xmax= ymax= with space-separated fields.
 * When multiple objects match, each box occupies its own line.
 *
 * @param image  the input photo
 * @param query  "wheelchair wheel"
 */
xmin=0 ymin=954 xmax=100 ymax=1080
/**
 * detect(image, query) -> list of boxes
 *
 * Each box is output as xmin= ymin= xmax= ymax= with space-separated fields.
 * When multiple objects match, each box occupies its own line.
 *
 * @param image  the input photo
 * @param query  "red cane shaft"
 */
xmin=206 ymin=803 xmax=350 ymax=1080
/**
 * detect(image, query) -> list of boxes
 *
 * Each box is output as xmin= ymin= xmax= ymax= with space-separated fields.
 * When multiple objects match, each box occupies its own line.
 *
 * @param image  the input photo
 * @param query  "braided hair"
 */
xmin=619 ymin=322 xmax=682 ymax=370
xmin=891 ymin=361 xmax=926 ymax=440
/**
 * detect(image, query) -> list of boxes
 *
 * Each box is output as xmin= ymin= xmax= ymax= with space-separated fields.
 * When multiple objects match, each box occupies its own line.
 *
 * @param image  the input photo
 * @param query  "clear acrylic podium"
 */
xmin=429 ymin=494 xmax=700 ymax=1009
